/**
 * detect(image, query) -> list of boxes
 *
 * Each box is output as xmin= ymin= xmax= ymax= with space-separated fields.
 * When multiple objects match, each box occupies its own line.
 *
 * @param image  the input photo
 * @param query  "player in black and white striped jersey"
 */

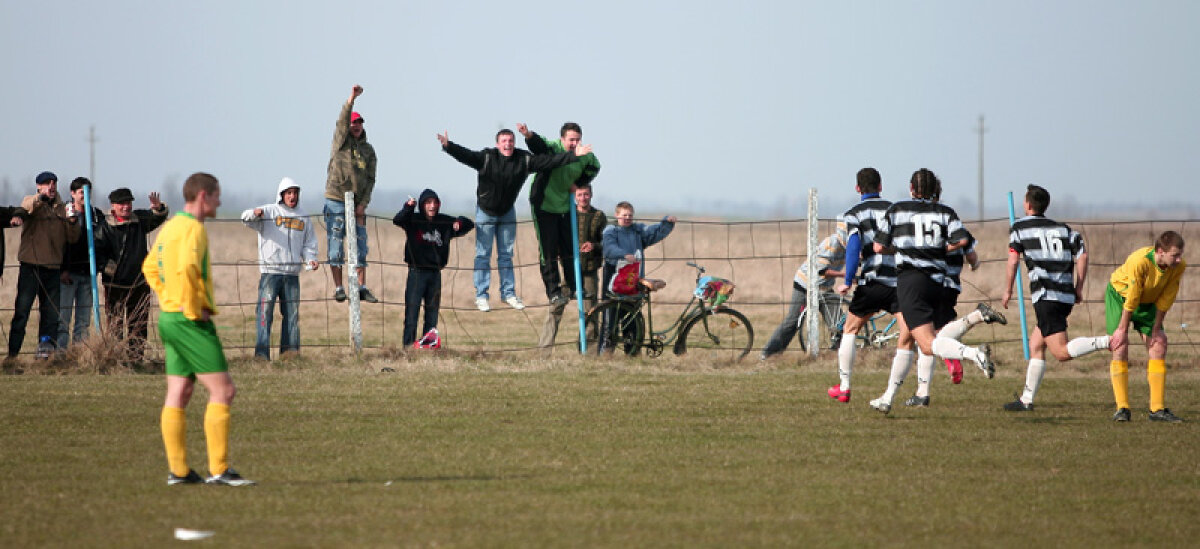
xmin=870 ymin=169 xmax=995 ymax=412
xmin=999 ymin=185 xmax=1109 ymax=411
xmin=827 ymin=168 xmax=915 ymax=404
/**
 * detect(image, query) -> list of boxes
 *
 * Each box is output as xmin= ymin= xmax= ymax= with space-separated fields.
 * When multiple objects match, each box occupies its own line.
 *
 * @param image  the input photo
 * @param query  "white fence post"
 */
xmin=806 ymin=188 xmax=819 ymax=357
xmin=344 ymin=191 xmax=363 ymax=354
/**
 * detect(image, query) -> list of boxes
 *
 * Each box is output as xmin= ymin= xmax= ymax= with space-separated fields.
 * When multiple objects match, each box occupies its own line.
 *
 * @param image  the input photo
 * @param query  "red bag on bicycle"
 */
xmin=609 ymin=261 xmax=642 ymax=295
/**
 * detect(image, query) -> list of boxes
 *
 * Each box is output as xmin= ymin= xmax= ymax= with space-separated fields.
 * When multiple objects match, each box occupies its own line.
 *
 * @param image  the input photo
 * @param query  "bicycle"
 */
xmin=829 ymin=309 xmax=900 ymax=350
xmin=793 ymin=291 xmax=846 ymax=353
xmin=584 ymin=262 xmax=754 ymax=362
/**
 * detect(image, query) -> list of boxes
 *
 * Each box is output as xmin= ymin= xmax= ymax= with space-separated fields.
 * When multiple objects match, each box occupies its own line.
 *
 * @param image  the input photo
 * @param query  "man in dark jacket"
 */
xmin=10 ymin=171 xmax=80 ymax=359
xmin=538 ymin=184 xmax=607 ymax=350
xmin=392 ymin=189 xmax=473 ymax=346
xmin=437 ymin=129 xmax=592 ymax=312
xmin=94 ymin=187 xmax=169 ymax=361
xmin=58 ymin=177 xmax=106 ymax=348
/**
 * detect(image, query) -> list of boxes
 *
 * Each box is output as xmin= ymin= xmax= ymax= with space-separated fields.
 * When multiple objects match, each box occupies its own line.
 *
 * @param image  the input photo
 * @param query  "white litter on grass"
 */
xmin=174 ymin=528 xmax=215 ymax=541
xmin=384 ymin=481 xmax=393 ymax=486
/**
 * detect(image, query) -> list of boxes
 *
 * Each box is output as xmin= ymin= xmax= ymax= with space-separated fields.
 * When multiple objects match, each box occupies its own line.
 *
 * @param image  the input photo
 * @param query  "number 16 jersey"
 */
xmin=1008 ymin=215 xmax=1085 ymax=304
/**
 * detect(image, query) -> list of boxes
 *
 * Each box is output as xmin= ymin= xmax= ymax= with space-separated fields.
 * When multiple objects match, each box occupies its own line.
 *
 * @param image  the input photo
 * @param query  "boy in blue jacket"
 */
xmin=598 ymin=201 xmax=676 ymax=353
xmin=393 ymin=189 xmax=474 ymax=346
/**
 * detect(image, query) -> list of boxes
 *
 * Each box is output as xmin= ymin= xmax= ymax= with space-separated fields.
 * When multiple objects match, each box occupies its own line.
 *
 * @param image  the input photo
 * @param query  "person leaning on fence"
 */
xmin=241 ymin=177 xmax=319 ymax=360
xmin=9 ymin=171 xmax=80 ymax=359
xmin=518 ymin=122 xmax=601 ymax=307
xmin=144 ymin=172 xmax=255 ymax=487
xmin=392 ymin=188 xmax=473 ymax=347
xmin=437 ymin=128 xmax=592 ymax=313
xmin=538 ymin=184 xmax=608 ymax=351
xmin=999 ymin=184 xmax=1109 ymax=412
xmin=1104 ymin=230 xmax=1186 ymax=423
xmin=597 ymin=201 xmax=676 ymax=354
xmin=760 ymin=232 xmax=845 ymax=360
xmin=57 ymin=177 xmax=105 ymax=349
xmin=93 ymin=187 xmax=169 ymax=363
xmin=324 ymin=84 xmax=378 ymax=304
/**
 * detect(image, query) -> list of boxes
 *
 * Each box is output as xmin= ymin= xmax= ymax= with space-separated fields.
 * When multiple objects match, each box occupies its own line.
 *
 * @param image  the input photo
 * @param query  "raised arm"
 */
xmin=641 ymin=216 xmax=676 ymax=248
xmin=330 ymin=86 xmax=361 ymax=151
xmin=527 ymin=150 xmax=580 ymax=173
xmin=392 ymin=198 xmax=417 ymax=228
xmin=440 ymin=134 xmax=486 ymax=171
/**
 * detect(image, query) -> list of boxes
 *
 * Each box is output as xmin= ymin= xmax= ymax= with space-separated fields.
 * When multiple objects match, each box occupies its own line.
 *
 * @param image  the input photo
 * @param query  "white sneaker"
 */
xmin=504 ymin=296 xmax=525 ymax=310
xmin=869 ymin=397 xmax=892 ymax=414
xmin=475 ymin=297 xmax=490 ymax=312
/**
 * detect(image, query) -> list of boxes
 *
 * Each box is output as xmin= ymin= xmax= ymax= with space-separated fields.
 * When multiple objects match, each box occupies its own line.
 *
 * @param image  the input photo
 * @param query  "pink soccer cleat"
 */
xmin=827 ymin=385 xmax=851 ymax=403
xmin=945 ymin=359 xmax=963 ymax=384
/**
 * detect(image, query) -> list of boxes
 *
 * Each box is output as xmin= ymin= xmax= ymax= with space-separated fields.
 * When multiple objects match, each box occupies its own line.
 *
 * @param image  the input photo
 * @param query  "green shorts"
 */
xmin=159 ymin=312 xmax=228 ymax=377
xmin=1105 ymin=284 xmax=1156 ymax=337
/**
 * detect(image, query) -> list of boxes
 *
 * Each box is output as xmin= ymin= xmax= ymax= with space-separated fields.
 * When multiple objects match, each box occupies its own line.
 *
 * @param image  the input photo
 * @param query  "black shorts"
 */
xmin=896 ymin=270 xmax=956 ymax=330
xmin=848 ymin=281 xmax=898 ymax=318
xmin=1033 ymin=300 xmax=1073 ymax=337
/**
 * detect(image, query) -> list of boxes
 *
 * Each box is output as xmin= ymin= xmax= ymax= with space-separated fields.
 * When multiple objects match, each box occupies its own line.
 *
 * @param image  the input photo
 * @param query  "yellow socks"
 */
xmin=1110 ymin=360 xmax=1130 ymax=410
xmin=204 ymin=403 xmax=231 ymax=477
xmin=161 ymin=406 xmax=188 ymax=477
xmin=1148 ymin=359 xmax=1166 ymax=412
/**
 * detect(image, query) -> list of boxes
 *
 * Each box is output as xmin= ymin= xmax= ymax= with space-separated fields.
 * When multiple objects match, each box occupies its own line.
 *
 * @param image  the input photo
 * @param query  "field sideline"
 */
xmin=3 ymin=354 xmax=1198 ymax=547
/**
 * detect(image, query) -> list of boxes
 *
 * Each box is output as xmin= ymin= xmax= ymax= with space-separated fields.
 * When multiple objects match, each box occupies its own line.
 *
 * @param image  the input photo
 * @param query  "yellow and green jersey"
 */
xmin=142 ymin=212 xmax=216 ymax=321
xmin=1109 ymin=246 xmax=1186 ymax=313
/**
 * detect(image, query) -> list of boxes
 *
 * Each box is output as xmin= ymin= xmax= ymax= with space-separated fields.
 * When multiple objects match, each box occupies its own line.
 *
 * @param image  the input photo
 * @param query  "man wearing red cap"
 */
xmin=324 ymin=84 xmax=378 ymax=304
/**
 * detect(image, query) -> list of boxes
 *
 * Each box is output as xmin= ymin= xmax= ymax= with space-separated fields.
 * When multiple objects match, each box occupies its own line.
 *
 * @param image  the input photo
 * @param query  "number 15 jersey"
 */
xmin=875 ymin=199 xmax=970 ymax=290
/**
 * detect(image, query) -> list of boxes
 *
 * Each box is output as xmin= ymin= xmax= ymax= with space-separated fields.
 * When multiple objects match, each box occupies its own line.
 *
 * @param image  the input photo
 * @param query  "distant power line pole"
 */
xmin=976 ymin=115 xmax=986 ymax=221
xmin=87 ymin=125 xmax=100 ymax=182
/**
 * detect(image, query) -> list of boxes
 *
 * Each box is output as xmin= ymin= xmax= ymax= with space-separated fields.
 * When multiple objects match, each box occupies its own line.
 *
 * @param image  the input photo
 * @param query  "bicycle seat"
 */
xmin=639 ymin=278 xmax=667 ymax=292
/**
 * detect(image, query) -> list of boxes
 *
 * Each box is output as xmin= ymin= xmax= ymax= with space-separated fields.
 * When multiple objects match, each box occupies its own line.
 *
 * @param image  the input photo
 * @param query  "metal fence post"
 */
xmin=806 ymin=188 xmax=819 ymax=357
xmin=344 ymin=192 xmax=363 ymax=354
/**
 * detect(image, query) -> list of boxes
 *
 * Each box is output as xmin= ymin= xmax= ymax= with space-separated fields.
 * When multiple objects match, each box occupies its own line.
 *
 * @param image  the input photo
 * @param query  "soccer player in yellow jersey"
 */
xmin=143 ymin=172 xmax=255 ymax=486
xmin=1107 ymin=231 xmax=1186 ymax=423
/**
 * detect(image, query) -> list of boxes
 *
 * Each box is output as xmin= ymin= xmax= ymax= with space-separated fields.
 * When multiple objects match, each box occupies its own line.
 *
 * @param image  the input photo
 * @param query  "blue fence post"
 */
xmin=1006 ymin=192 xmax=1030 ymax=361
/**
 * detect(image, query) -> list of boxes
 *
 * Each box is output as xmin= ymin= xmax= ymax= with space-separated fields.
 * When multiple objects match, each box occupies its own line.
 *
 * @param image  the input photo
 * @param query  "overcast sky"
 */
xmin=2 ymin=1 xmax=1197 ymax=219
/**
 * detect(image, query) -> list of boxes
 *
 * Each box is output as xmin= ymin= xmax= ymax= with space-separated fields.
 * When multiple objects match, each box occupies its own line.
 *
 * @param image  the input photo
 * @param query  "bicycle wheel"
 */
xmin=674 ymin=308 xmax=754 ymax=363
xmin=584 ymin=301 xmax=644 ymax=356
xmin=798 ymin=305 xmax=838 ymax=352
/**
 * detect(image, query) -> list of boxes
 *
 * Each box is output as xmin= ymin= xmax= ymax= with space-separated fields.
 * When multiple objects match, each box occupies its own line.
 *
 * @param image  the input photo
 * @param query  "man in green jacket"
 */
xmin=519 ymin=122 xmax=601 ymax=306
xmin=324 ymin=84 xmax=379 ymax=304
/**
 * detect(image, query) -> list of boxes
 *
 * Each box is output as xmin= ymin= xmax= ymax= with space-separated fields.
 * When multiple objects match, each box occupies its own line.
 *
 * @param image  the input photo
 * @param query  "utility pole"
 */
xmin=87 ymin=125 xmax=99 ymax=182
xmin=976 ymin=115 xmax=986 ymax=221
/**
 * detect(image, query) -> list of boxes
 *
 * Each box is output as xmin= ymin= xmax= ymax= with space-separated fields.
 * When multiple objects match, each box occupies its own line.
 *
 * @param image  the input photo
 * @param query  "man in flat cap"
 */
xmin=94 ymin=187 xmax=169 ymax=362
xmin=9 ymin=171 xmax=80 ymax=359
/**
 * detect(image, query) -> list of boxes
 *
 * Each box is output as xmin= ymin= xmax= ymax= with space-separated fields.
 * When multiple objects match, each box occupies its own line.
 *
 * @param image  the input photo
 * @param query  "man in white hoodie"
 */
xmin=242 ymin=178 xmax=319 ymax=359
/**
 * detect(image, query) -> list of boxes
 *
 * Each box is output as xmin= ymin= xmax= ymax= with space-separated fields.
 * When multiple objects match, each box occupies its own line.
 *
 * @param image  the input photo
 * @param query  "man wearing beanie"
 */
xmin=94 ymin=187 xmax=169 ymax=362
xmin=9 ymin=171 xmax=80 ymax=359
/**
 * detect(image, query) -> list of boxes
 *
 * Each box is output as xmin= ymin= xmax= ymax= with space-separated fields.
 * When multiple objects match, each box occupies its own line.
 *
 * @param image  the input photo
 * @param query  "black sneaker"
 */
xmin=1148 ymin=408 xmax=1183 ymax=423
xmin=549 ymin=293 xmax=570 ymax=307
xmin=359 ymin=287 xmax=379 ymax=303
xmin=205 ymin=468 xmax=256 ymax=487
xmin=1112 ymin=407 xmax=1132 ymax=422
xmin=333 ymin=288 xmax=348 ymax=302
xmin=976 ymin=302 xmax=1008 ymax=325
xmin=1004 ymin=399 xmax=1034 ymax=412
xmin=167 ymin=469 xmax=203 ymax=486
xmin=904 ymin=395 xmax=930 ymax=407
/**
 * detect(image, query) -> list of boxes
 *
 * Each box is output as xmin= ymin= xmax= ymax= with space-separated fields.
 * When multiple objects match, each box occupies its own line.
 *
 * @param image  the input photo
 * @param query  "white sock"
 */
xmin=932 ymin=336 xmax=967 ymax=360
xmin=881 ymin=349 xmax=915 ymax=402
xmin=915 ymin=351 xmax=934 ymax=398
xmin=1067 ymin=335 xmax=1109 ymax=358
xmin=965 ymin=309 xmax=985 ymax=326
xmin=1021 ymin=359 xmax=1047 ymax=404
xmin=837 ymin=334 xmax=856 ymax=390
xmin=938 ymin=317 xmax=971 ymax=341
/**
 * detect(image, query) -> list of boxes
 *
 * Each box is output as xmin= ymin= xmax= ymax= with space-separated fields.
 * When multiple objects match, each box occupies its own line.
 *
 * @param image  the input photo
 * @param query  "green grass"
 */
xmin=3 ymin=359 xmax=1199 ymax=547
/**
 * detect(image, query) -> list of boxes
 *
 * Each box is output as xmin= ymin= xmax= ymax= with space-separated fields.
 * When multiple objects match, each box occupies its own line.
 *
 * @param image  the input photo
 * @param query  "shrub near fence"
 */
xmin=0 ymin=215 xmax=1196 ymax=362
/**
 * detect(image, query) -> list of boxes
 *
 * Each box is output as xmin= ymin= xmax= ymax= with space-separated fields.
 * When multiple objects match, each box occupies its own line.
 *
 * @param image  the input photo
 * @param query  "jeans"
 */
xmin=10 ymin=264 xmax=62 ymax=357
xmin=255 ymin=273 xmax=300 ymax=359
xmin=762 ymin=286 xmax=809 ymax=357
xmin=105 ymin=283 xmax=152 ymax=361
xmin=324 ymin=198 xmax=368 ymax=268
xmin=534 ymin=209 xmax=575 ymax=299
xmin=473 ymin=206 xmax=517 ymax=300
xmin=58 ymin=271 xmax=94 ymax=348
xmin=403 ymin=268 xmax=441 ymax=346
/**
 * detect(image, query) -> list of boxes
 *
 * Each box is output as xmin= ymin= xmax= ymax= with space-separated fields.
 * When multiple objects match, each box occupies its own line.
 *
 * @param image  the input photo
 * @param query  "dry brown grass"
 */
xmin=1 ymin=215 xmax=1197 ymax=366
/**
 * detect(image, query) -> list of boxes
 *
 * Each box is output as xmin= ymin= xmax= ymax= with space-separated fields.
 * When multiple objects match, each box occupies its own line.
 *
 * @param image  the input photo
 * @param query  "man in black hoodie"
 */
xmin=393 ymin=189 xmax=474 ymax=346
xmin=438 ymin=129 xmax=592 ymax=313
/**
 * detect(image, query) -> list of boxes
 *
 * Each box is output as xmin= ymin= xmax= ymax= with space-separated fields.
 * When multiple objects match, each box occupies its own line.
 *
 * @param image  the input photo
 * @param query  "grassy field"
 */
xmin=3 ymin=353 xmax=1199 ymax=547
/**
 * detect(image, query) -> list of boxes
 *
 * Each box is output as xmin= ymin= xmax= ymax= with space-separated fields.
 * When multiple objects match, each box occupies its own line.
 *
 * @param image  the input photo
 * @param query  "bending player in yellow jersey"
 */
xmin=143 ymin=172 xmax=255 ymax=486
xmin=1106 ymin=231 xmax=1186 ymax=423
